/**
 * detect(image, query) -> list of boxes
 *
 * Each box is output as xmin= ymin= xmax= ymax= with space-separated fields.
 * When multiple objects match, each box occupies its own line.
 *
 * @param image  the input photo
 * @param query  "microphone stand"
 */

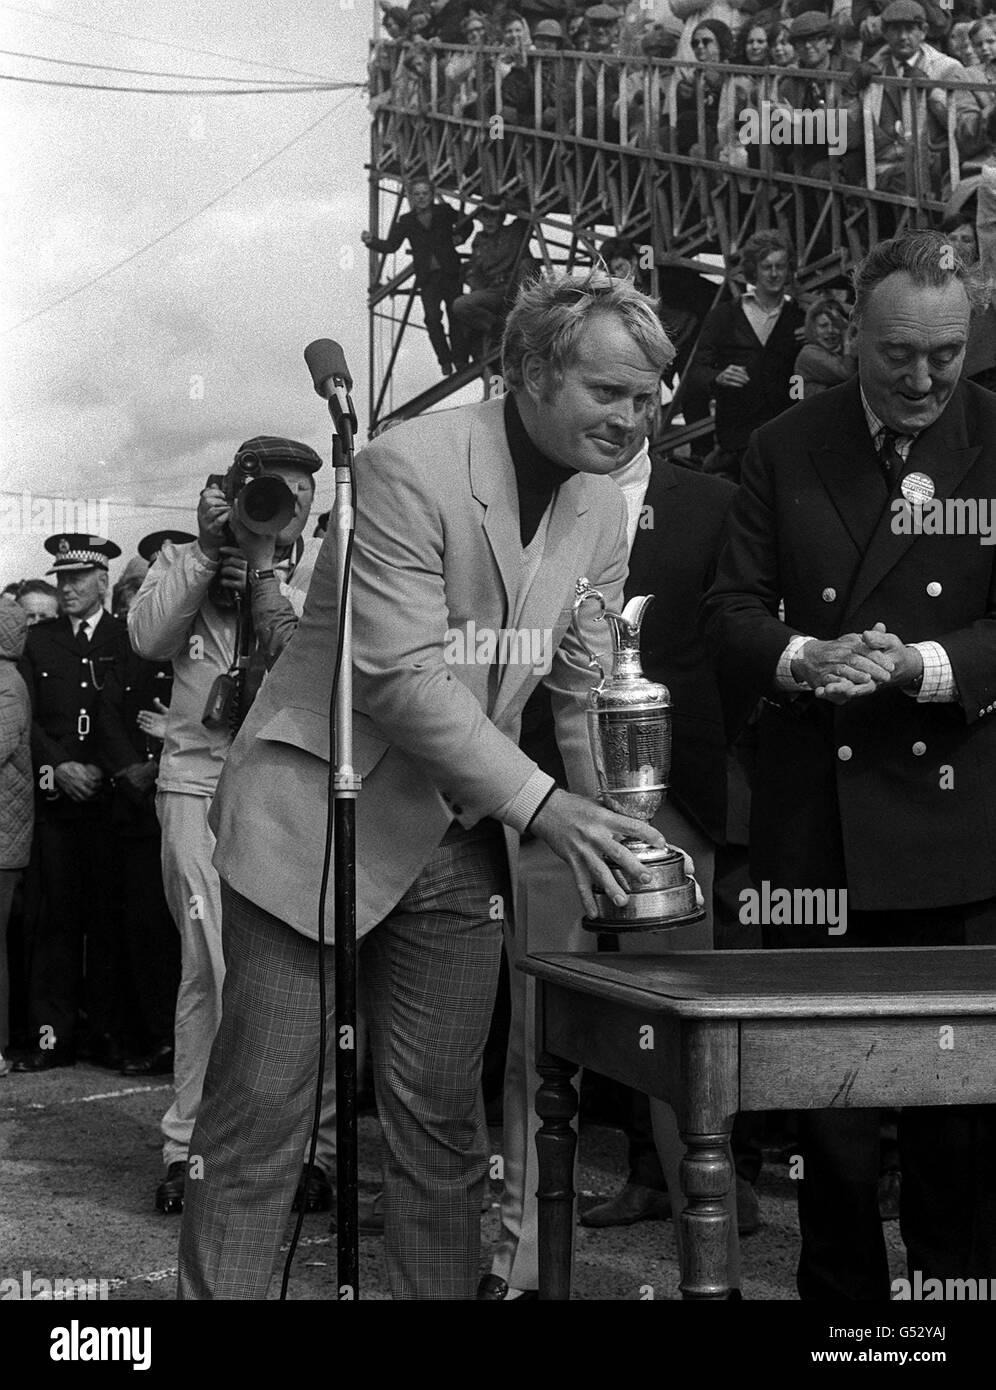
xmin=329 ymin=406 xmax=360 ymax=1298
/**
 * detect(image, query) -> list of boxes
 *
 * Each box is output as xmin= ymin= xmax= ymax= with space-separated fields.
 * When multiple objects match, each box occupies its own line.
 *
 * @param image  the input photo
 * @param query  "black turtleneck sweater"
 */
xmin=503 ymin=392 xmax=577 ymax=547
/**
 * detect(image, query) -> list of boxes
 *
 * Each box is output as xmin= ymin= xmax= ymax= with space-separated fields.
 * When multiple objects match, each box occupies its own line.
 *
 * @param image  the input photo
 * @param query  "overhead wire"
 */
xmin=2 ymin=87 xmax=362 ymax=334
xmin=0 ymin=72 xmax=359 ymax=94
xmin=0 ymin=46 xmax=348 ymax=84
xmin=0 ymin=2 xmax=337 ymax=81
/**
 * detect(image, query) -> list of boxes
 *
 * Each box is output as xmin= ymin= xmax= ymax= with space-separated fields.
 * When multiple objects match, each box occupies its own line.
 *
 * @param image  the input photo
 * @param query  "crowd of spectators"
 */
xmin=370 ymin=0 xmax=996 ymax=204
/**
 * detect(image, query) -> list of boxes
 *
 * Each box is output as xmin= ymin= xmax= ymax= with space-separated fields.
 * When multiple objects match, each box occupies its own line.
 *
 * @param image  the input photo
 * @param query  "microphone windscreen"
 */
xmin=304 ymin=338 xmax=353 ymax=393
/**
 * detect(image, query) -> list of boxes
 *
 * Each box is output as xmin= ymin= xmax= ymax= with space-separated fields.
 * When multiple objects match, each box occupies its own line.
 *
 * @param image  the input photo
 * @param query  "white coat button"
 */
xmin=822 ymin=587 xmax=836 ymax=602
xmin=912 ymin=741 xmax=926 ymax=756
xmin=926 ymin=582 xmax=942 ymax=597
xmin=837 ymin=745 xmax=852 ymax=761
xmin=80 ymin=681 xmax=87 ymax=688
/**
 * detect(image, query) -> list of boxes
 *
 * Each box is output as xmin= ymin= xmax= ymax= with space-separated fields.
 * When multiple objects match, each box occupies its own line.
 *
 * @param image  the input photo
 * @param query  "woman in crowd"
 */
xmin=969 ymin=17 xmax=996 ymax=82
xmin=793 ymin=296 xmax=857 ymax=397
xmin=675 ymin=19 xmax=735 ymax=158
xmin=765 ymin=18 xmax=795 ymax=68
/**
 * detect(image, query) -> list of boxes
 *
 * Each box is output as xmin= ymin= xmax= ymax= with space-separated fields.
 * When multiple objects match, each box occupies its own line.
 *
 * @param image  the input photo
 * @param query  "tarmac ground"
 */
xmin=0 ymin=1059 xmax=907 ymax=1302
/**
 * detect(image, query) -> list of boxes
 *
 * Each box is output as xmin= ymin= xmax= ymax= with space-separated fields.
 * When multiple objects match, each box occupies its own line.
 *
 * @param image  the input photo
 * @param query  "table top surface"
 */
xmin=520 ymin=947 xmax=996 ymax=1018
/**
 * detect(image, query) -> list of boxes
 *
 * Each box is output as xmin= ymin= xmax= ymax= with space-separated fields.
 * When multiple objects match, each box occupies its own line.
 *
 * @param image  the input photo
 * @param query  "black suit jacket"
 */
xmin=703 ymin=377 xmax=996 ymax=910
xmin=690 ymin=298 xmax=805 ymax=453
xmin=20 ymin=611 xmax=129 ymax=820
xmin=365 ymin=203 xmax=472 ymax=285
xmin=522 ymin=457 xmax=740 ymax=845
xmin=627 ymin=457 xmax=739 ymax=844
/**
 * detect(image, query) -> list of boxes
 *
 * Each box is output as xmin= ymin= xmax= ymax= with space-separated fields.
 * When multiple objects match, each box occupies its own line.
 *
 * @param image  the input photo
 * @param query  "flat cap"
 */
xmin=585 ymin=5 xmax=620 ymax=23
xmin=789 ymin=10 xmax=832 ymax=37
xmin=881 ymin=0 xmax=926 ymax=23
xmin=533 ymin=19 xmax=564 ymax=37
xmin=234 ymin=436 xmax=323 ymax=474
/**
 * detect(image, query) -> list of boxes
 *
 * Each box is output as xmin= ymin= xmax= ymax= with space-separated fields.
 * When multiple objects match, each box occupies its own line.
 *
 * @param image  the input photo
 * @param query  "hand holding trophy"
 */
xmin=571 ymin=577 xmax=704 ymax=933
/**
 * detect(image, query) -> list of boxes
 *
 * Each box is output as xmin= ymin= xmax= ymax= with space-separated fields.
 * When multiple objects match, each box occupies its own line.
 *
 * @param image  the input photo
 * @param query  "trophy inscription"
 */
xmin=571 ymin=577 xmax=704 ymax=932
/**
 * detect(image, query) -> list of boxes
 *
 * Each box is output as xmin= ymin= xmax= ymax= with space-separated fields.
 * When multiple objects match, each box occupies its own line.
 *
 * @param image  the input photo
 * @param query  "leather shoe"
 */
xmin=736 ymin=1176 xmax=761 ymax=1236
xmin=878 ymin=1168 xmax=901 ymax=1222
xmin=11 ymin=1046 xmax=76 ymax=1072
xmin=580 ymin=1181 xmax=671 ymax=1228
xmin=155 ymin=1161 xmax=186 ymax=1215
xmin=476 ymin=1274 xmax=538 ymax=1301
xmin=292 ymin=1163 xmax=333 ymax=1213
xmin=121 ymin=1044 xmax=174 ymax=1076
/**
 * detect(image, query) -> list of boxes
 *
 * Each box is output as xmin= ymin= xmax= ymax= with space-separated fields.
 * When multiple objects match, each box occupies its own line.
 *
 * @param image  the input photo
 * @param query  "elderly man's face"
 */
xmin=523 ymin=312 xmax=662 ymax=474
xmin=56 ymin=567 xmax=106 ymax=619
xmin=884 ymin=20 xmax=926 ymax=62
xmin=588 ymin=20 xmax=619 ymax=53
xmin=18 ymin=591 xmax=59 ymax=624
xmin=858 ymin=272 xmax=969 ymax=434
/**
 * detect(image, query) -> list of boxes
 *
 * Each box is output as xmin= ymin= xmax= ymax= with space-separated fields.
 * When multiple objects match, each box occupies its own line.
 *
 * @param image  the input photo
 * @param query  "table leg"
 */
xmin=535 ymin=1051 xmax=579 ymax=1301
xmin=677 ymin=1129 xmax=736 ymax=1300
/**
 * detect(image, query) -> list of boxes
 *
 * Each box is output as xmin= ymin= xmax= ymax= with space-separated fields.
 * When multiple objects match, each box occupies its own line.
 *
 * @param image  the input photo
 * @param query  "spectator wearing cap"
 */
xmin=532 ymin=18 xmax=564 ymax=52
xmin=12 ymin=534 xmax=129 ymax=1073
xmin=450 ymin=200 xmax=539 ymax=361
xmin=615 ymin=16 xmax=684 ymax=142
xmin=853 ymin=0 xmax=951 ymax=59
xmin=566 ymin=5 xmax=627 ymax=141
xmin=617 ymin=1 xmax=683 ymax=59
xmin=0 ymin=599 xmax=32 ymax=1079
xmin=362 ymin=179 xmax=475 ymax=375
xmin=687 ymin=228 xmax=805 ymax=482
xmin=127 ymin=437 xmax=334 ymax=1216
xmin=844 ymin=0 xmax=983 ymax=198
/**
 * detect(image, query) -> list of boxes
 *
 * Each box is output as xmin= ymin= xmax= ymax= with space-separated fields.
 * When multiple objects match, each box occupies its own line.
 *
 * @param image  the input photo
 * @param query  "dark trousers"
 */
xmin=419 ymin=272 xmax=467 ymax=369
xmin=767 ymin=900 xmax=996 ymax=1300
xmin=28 ymin=816 xmax=118 ymax=1050
xmin=117 ymin=832 xmax=180 ymax=1050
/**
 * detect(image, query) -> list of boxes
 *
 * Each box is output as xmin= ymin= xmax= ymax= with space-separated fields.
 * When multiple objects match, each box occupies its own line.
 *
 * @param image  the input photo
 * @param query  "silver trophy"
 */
xmin=571 ymin=577 xmax=703 ymax=933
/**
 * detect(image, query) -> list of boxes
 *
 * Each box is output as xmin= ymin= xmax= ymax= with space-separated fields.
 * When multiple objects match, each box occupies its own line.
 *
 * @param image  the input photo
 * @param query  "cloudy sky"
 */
xmin=1 ymin=0 xmax=443 ymax=587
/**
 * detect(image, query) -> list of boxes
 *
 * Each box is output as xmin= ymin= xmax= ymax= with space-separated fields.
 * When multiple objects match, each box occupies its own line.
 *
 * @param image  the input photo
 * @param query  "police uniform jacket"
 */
xmin=702 ymin=376 xmax=996 ymax=911
xmin=96 ymin=646 xmax=173 ymax=836
xmin=19 ymin=611 xmax=128 ymax=820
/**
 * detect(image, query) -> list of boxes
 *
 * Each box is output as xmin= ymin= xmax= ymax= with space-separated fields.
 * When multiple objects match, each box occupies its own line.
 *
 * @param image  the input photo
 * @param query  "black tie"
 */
xmin=75 ymin=621 xmax=90 ymax=653
xmin=877 ymin=429 xmax=904 ymax=490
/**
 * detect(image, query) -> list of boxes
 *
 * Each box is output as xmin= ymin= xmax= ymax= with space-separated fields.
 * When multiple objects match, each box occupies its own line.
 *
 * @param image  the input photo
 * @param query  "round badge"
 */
xmin=901 ymin=472 xmax=934 ymax=506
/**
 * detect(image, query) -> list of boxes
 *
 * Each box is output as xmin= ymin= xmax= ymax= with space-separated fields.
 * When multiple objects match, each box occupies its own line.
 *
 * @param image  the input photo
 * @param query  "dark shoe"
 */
xmin=11 ymin=1045 xmax=76 ymax=1072
xmin=878 ymin=1168 xmax=901 ymax=1222
xmin=155 ymin=1161 xmax=186 ymax=1215
xmin=580 ymin=1181 xmax=671 ymax=1228
xmin=292 ymin=1163 xmax=332 ymax=1213
xmin=476 ymin=1274 xmax=538 ymax=1301
xmin=328 ymin=1190 xmax=384 ymax=1234
xmin=736 ymin=1176 xmax=761 ymax=1236
xmin=121 ymin=1044 xmax=174 ymax=1076
xmin=81 ymin=1033 xmax=123 ymax=1070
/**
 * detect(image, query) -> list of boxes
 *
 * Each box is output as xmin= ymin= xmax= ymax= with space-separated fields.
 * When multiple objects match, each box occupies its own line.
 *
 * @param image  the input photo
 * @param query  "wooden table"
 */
xmin=522 ymin=946 xmax=996 ymax=1300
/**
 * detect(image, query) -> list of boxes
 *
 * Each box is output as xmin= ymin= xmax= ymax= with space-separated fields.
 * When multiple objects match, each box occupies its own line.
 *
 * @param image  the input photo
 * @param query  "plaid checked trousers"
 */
xmin=177 ymin=818 xmax=508 ymax=1300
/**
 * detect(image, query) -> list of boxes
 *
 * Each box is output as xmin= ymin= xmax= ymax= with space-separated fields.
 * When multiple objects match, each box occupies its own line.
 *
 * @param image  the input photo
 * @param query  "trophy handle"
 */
xmin=571 ymin=577 xmax=607 ymax=681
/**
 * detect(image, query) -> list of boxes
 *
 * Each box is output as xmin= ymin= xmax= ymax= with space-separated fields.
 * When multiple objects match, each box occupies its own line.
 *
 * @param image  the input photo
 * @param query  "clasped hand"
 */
xmin=791 ymin=623 xmax=923 ymax=704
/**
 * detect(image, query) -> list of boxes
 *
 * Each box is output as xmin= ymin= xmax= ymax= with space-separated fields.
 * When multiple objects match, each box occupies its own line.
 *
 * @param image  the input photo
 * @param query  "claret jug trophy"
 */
xmin=571 ymin=577 xmax=704 ymax=932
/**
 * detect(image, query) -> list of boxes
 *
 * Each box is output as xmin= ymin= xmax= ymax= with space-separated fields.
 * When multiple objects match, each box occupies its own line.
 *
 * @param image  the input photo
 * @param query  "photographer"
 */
xmin=128 ymin=436 xmax=332 ymax=1217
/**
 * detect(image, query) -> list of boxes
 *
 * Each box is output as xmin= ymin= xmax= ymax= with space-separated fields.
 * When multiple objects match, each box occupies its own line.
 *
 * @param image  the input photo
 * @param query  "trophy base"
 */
xmin=582 ymin=843 xmax=705 ymax=935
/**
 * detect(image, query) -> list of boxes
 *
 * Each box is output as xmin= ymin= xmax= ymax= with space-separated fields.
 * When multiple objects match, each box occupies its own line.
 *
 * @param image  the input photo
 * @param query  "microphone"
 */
xmin=304 ymin=339 xmax=358 ymax=448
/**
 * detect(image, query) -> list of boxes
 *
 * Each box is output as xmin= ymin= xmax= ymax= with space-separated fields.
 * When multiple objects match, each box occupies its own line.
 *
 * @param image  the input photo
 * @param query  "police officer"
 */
xmin=13 ymin=534 xmax=128 ymax=1071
